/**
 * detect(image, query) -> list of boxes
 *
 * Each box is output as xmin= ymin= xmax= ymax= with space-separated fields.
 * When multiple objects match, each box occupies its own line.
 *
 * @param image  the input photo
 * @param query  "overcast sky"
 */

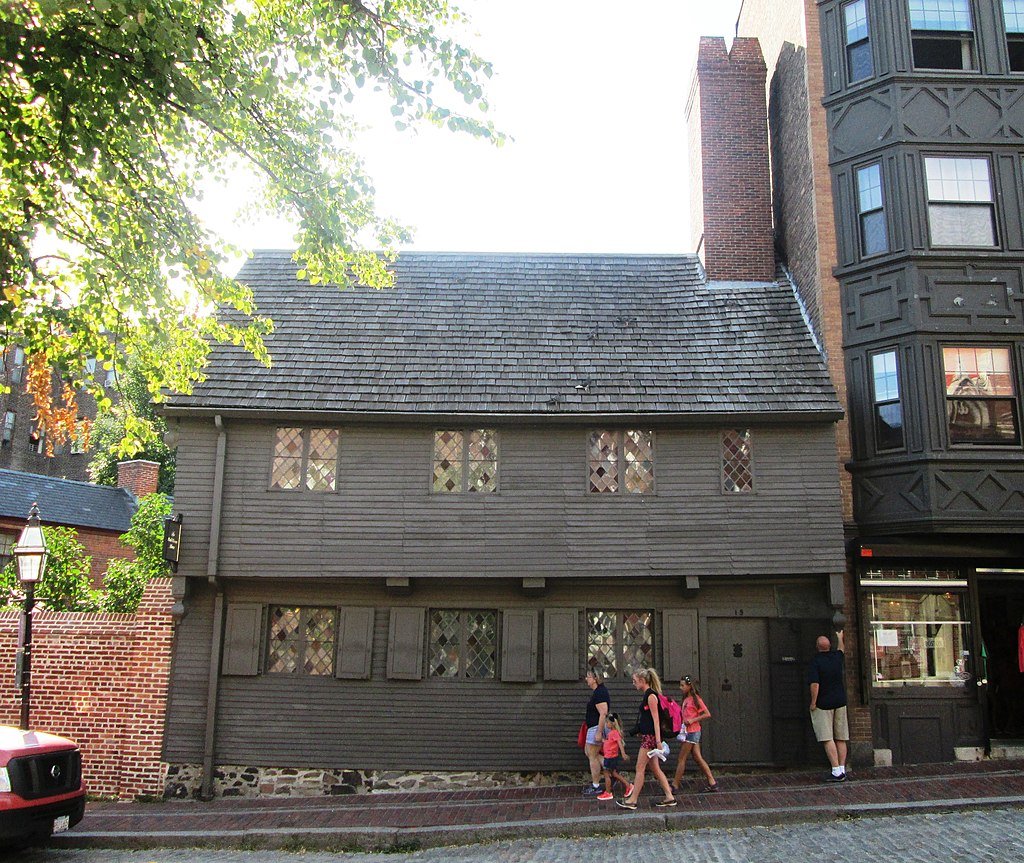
xmin=212 ymin=1 xmax=744 ymax=255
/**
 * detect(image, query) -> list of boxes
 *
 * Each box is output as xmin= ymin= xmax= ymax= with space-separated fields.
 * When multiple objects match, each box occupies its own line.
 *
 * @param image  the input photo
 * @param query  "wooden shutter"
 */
xmin=544 ymin=608 xmax=579 ymax=680
xmin=222 ymin=602 xmax=263 ymax=676
xmin=501 ymin=610 xmax=538 ymax=682
xmin=386 ymin=607 xmax=425 ymax=680
xmin=662 ymin=608 xmax=699 ymax=681
xmin=336 ymin=606 xmax=375 ymax=680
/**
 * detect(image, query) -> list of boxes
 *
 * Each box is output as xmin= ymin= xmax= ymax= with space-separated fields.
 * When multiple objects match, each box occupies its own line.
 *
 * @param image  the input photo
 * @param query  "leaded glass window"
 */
xmin=586 ymin=610 xmax=653 ymax=677
xmin=721 ymin=429 xmax=754 ymax=493
xmin=588 ymin=430 xmax=654 ymax=494
xmin=429 ymin=609 xmax=497 ymax=678
xmin=943 ymin=346 xmax=1019 ymax=445
xmin=925 ymin=157 xmax=995 ymax=247
xmin=271 ymin=426 xmax=339 ymax=491
xmin=267 ymin=606 xmax=335 ymax=676
xmin=432 ymin=430 xmax=498 ymax=493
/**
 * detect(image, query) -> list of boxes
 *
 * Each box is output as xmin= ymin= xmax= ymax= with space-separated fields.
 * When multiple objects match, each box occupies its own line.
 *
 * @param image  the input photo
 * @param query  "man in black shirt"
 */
xmin=807 ymin=629 xmax=848 ymax=782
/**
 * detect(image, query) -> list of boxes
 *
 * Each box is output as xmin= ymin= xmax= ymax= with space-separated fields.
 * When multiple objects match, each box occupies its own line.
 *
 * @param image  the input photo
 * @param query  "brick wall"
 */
xmin=686 ymin=36 xmax=775 ymax=281
xmin=0 ymin=578 xmax=174 ymax=798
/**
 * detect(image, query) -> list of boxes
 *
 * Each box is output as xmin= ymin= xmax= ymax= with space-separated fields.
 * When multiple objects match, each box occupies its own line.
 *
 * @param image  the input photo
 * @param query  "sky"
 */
xmin=213 ymin=1 xmax=744 ymax=256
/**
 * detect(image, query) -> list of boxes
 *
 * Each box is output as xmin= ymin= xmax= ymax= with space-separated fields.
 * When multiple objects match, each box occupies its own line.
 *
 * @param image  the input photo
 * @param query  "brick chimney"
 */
xmin=686 ymin=36 xmax=775 ymax=281
xmin=117 ymin=460 xmax=160 ymax=498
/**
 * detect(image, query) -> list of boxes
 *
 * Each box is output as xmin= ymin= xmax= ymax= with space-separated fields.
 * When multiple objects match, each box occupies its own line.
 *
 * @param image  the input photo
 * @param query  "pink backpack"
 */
xmin=658 ymin=694 xmax=684 ymax=734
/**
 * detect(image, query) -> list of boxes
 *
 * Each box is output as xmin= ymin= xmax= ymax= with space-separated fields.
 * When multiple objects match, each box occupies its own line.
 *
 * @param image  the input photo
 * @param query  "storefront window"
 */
xmin=863 ymin=589 xmax=970 ymax=688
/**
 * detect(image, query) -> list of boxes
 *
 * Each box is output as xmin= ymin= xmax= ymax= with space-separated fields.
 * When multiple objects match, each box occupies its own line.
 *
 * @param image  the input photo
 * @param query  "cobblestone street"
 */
xmin=9 ymin=807 xmax=1024 ymax=863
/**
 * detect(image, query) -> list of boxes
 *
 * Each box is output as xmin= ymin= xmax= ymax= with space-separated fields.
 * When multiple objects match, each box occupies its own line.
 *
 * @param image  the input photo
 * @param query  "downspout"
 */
xmin=201 ymin=414 xmax=227 ymax=800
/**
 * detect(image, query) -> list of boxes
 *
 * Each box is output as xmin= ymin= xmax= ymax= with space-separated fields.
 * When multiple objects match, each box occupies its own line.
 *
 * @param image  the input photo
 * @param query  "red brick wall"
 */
xmin=117 ymin=460 xmax=159 ymax=498
xmin=687 ymin=36 xmax=775 ymax=282
xmin=0 ymin=578 xmax=174 ymax=798
xmin=0 ymin=517 xmax=134 ymax=587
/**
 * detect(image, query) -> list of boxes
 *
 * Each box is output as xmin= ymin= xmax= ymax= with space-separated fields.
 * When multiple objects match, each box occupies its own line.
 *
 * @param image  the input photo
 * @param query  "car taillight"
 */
xmin=0 ymin=767 xmax=10 ymax=793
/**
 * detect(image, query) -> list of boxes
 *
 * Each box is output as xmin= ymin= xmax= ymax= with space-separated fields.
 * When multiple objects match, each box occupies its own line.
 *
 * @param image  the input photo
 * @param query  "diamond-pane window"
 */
xmin=271 ymin=428 xmax=304 ymax=489
xmin=271 ymin=427 xmax=339 ymax=492
xmin=267 ymin=606 xmax=335 ymax=676
xmin=587 ymin=610 xmax=654 ymax=678
xmin=722 ymin=429 xmax=754 ymax=493
xmin=624 ymin=430 xmax=654 ymax=493
xmin=307 ymin=429 xmax=339 ymax=491
xmin=429 ymin=609 xmax=497 ymax=678
xmin=432 ymin=430 xmax=498 ymax=493
xmin=590 ymin=431 xmax=653 ymax=494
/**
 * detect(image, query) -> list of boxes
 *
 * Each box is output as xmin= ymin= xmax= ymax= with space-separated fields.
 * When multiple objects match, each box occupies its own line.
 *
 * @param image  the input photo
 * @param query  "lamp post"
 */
xmin=14 ymin=503 xmax=48 ymax=731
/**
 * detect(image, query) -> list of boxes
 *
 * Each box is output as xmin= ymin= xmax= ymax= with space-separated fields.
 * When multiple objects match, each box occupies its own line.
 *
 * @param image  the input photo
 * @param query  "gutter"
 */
xmin=201 ymin=414 xmax=227 ymax=800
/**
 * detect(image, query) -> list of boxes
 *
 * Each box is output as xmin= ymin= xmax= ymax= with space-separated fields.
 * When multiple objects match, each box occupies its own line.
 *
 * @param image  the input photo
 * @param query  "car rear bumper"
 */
xmin=0 ymin=792 xmax=85 ymax=839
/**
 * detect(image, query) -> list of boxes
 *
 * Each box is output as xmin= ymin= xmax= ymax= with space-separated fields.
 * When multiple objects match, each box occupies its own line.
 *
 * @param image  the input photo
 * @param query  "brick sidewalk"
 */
xmin=52 ymin=759 xmax=1024 ymax=852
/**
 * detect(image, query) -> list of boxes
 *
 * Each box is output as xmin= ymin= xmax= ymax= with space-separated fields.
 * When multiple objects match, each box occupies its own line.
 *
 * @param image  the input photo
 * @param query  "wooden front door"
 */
xmin=704 ymin=617 xmax=772 ymax=763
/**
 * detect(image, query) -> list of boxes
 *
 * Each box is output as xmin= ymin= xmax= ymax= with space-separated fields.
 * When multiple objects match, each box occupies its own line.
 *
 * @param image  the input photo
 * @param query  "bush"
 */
xmin=101 ymin=493 xmax=173 ymax=613
xmin=0 ymin=526 xmax=100 ymax=612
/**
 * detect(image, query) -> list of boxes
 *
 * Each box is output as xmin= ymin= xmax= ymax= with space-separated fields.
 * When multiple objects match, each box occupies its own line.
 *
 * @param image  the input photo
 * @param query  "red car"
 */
xmin=0 ymin=726 xmax=86 ymax=846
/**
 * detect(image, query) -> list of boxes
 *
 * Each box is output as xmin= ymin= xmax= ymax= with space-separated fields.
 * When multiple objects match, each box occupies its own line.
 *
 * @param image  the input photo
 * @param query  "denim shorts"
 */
xmin=677 ymin=729 xmax=702 ymax=744
xmin=586 ymin=725 xmax=601 ymax=746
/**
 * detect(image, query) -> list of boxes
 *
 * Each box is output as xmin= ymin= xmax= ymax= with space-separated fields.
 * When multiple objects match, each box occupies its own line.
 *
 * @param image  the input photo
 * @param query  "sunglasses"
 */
xmin=681 ymin=676 xmax=692 ymax=684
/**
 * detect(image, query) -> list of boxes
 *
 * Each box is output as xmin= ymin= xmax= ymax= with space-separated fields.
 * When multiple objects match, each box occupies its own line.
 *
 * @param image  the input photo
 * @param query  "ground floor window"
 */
xmin=586 ymin=610 xmax=653 ymax=677
xmin=429 ymin=610 xmax=497 ymax=678
xmin=862 ymin=568 xmax=970 ymax=688
xmin=266 ymin=606 xmax=336 ymax=676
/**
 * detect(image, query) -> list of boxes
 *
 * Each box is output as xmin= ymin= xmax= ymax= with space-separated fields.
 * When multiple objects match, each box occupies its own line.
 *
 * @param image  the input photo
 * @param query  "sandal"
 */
xmin=699 ymin=783 xmax=719 ymax=793
xmin=654 ymin=798 xmax=678 ymax=807
xmin=615 ymin=798 xmax=638 ymax=810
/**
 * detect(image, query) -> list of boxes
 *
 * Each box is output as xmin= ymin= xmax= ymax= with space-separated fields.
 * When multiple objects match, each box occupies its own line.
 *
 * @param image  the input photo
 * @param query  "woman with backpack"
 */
xmin=671 ymin=675 xmax=718 ymax=793
xmin=615 ymin=667 xmax=677 ymax=809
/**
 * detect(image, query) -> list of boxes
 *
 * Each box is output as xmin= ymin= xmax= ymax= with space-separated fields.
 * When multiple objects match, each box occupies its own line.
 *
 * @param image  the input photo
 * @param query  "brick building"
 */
xmin=735 ymin=0 xmax=1024 ymax=764
xmin=0 ymin=460 xmax=160 ymax=585
xmin=0 ymin=345 xmax=111 ymax=483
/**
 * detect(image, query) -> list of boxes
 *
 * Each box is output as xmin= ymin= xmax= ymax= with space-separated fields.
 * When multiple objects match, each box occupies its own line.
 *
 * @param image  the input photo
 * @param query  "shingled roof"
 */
xmin=0 ymin=469 xmax=135 ymax=533
xmin=164 ymin=250 xmax=841 ymax=419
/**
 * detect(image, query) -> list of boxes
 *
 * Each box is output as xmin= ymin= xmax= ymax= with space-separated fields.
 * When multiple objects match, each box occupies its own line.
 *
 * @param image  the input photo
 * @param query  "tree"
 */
xmin=0 ymin=526 xmax=100 ymax=612
xmin=1 ymin=0 xmax=499 ymax=450
xmin=102 ymin=492 xmax=172 ymax=613
xmin=89 ymin=362 xmax=176 ymax=493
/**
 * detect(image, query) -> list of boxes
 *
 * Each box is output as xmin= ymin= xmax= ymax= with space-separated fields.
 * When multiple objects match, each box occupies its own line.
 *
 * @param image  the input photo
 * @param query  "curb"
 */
xmin=49 ymin=795 xmax=1024 ymax=852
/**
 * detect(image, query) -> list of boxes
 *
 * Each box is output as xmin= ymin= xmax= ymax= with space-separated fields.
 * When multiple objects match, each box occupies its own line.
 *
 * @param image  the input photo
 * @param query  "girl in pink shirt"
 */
xmin=596 ymin=714 xmax=633 ymax=801
xmin=672 ymin=676 xmax=718 ymax=793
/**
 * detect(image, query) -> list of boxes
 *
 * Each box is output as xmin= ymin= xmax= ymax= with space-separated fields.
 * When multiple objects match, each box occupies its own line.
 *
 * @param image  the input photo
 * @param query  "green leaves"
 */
xmin=2 ymin=0 xmax=501 ymax=447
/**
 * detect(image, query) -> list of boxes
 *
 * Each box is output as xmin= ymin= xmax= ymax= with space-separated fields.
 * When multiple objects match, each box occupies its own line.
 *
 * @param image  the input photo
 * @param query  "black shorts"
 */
xmin=602 ymin=755 xmax=622 ymax=771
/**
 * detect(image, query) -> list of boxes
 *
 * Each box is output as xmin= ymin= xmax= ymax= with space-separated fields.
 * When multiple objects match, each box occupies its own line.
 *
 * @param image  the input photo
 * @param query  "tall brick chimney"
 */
xmin=686 ymin=36 xmax=775 ymax=281
xmin=117 ymin=459 xmax=160 ymax=498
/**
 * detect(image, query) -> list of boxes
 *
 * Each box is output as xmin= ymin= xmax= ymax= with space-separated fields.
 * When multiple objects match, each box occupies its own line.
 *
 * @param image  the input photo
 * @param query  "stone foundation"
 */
xmin=165 ymin=763 xmax=588 ymax=799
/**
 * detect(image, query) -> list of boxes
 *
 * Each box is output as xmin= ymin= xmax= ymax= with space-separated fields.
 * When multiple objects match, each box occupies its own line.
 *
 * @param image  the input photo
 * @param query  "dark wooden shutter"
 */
xmin=387 ymin=607 xmax=425 ymax=680
xmin=222 ymin=602 xmax=263 ymax=676
xmin=501 ymin=610 xmax=538 ymax=682
xmin=662 ymin=608 xmax=699 ymax=681
xmin=336 ymin=606 xmax=375 ymax=680
xmin=544 ymin=608 xmax=579 ymax=680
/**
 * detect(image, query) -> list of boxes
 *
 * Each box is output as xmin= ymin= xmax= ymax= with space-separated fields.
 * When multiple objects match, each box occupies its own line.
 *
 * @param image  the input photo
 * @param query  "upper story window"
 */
xmin=28 ymin=424 xmax=44 ymax=455
xmin=270 ymin=427 xmax=339 ymax=491
xmin=429 ymin=610 xmax=497 ymax=678
xmin=943 ymin=346 xmax=1020 ymax=445
xmin=588 ymin=430 xmax=654 ymax=494
xmin=1 ymin=411 xmax=14 ymax=447
xmin=70 ymin=418 xmax=89 ymax=455
xmin=1006 ymin=0 xmax=1024 ymax=70
xmin=266 ymin=606 xmax=335 ymax=676
xmin=909 ymin=0 xmax=977 ymax=69
xmin=844 ymin=0 xmax=874 ymax=81
xmin=924 ymin=157 xmax=995 ymax=247
xmin=586 ymin=610 xmax=653 ymax=677
xmin=721 ymin=429 xmax=754 ymax=492
xmin=871 ymin=351 xmax=905 ymax=451
xmin=432 ymin=430 xmax=498 ymax=493
xmin=856 ymin=163 xmax=889 ymax=256
xmin=7 ymin=347 xmax=25 ymax=385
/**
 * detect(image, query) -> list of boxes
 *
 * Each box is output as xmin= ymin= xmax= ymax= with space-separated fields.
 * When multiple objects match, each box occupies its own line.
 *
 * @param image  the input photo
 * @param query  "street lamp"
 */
xmin=14 ymin=503 xmax=48 ymax=731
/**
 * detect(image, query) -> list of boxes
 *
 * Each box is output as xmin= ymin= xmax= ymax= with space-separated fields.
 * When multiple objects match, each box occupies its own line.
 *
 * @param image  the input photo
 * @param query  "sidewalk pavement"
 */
xmin=52 ymin=759 xmax=1024 ymax=853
